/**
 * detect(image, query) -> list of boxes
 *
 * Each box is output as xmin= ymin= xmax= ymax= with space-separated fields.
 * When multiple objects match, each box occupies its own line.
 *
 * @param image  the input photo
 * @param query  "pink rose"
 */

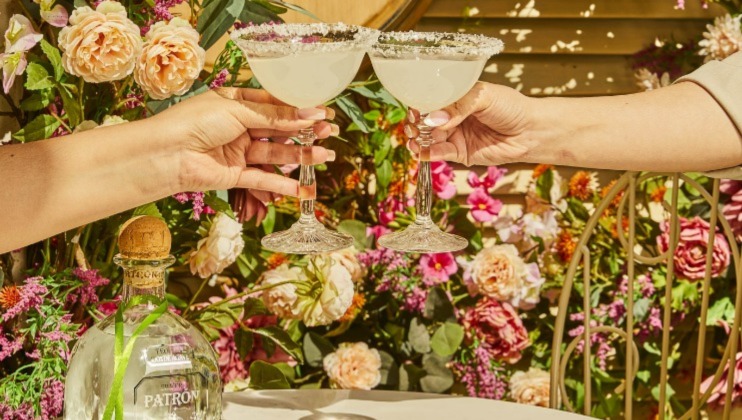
xmin=721 ymin=180 xmax=742 ymax=240
xmin=462 ymin=298 xmax=529 ymax=364
xmin=467 ymin=166 xmax=507 ymax=190
xmin=430 ymin=161 xmax=456 ymax=199
xmin=466 ymin=188 xmax=503 ymax=223
xmin=420 ymin=252 xmax=457 ymax=284
xmin=657 ymin=216 xmax=731 ymax=280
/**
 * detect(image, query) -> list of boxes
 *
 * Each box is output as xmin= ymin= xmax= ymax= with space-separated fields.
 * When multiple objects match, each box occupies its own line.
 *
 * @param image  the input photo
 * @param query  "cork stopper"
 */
xmin=118 ymin=216 xmax=171 ymax=260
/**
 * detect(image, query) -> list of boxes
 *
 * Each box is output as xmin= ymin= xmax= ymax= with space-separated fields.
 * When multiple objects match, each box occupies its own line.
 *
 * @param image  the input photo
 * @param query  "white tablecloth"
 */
xmin=223 ymin=390 xmax=593 ymax=419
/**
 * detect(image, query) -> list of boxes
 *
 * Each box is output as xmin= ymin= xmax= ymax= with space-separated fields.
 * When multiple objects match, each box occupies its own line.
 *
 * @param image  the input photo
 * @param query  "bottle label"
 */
xmin=124 ymin=267 xmax=165 ymax=287
xmin=134 ymin=373 xmax=207 ymax=419
xmin=145 ymin=344 xmax=194 ymax=374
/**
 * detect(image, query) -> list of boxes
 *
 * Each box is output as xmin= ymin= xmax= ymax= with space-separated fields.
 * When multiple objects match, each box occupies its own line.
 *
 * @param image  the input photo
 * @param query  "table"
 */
xmin=223 ymin=389 xmax=593 ymax=419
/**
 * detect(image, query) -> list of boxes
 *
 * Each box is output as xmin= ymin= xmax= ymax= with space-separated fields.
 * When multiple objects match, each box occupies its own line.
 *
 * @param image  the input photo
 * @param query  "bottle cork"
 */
xmin=118 ymin=216 xmax=172 ymax=260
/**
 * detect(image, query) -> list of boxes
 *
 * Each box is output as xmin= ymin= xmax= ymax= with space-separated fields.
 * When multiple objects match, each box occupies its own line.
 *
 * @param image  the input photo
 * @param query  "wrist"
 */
xmin=520 ymin=96 xmax=573 ymax=165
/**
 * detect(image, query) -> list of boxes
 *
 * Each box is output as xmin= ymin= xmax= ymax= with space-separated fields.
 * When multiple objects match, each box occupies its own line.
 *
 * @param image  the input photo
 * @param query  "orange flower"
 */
xmin=568 ymin=171 xmax=598 ymax=200
xmin=532 ymin=164 xmax=554 ymax=179
xmin=651 ymin=185 xmax=667 ymax=202
xmin=339 ymin=293 xmax=366 ymax=323
xmin=389 ymin=179 xmax=407 ymax=197
xmin=600 ymin=179 xmax=624 ymax=208
xmin=315 ymin=201 xmax=330 ymax=223
xmin=0 ymin=286 xmax=21 ymax=310
xmin=556 ymin=231 xmax=577 ymax=262
xmin=610 ymin=217 xmax=631 ymax=239
xmin=265 ymin=253 xmax=290 ymax=270
xmin=344 ymin=170 xmax=360 ymax=191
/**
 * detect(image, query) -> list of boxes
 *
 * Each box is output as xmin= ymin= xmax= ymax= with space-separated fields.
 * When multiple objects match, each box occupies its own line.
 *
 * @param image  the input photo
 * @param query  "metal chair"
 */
xmin=550 ymin=172 xmax=742 ymax=419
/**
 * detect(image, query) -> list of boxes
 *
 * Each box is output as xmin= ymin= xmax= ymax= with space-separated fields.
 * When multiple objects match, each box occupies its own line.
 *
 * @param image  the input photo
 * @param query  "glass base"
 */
xmin=261 ymin=217 xmax=353 ymax=254
xmin=378 ymin=221 xmax=468 ymax=253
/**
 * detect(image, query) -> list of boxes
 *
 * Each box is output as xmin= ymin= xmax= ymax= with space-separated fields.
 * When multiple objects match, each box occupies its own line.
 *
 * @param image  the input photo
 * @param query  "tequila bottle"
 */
xmin=64 ymin=216 xmax=222 ymax=419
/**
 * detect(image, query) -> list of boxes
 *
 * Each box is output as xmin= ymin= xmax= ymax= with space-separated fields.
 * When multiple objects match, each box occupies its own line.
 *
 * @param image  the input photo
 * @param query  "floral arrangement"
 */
xmin=1 ymin=0 xmax=742 ymax=419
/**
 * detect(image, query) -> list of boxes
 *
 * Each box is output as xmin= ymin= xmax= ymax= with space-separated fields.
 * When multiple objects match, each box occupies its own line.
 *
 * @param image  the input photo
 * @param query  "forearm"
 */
xmin=524 ymin=82 xmax=742 ymax=172
xmin=0 ymin=119 xmax=180 ymax=253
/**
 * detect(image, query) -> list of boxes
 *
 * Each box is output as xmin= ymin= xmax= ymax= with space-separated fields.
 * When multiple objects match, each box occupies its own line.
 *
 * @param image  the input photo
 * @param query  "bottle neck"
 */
xmin=115 ymin=254 xmax=175 ymax=305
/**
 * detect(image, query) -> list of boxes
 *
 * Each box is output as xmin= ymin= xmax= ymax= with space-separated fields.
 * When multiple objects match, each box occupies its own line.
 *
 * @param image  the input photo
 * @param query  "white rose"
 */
xmin=509 ymin=368 xmax=550 ymax=407
xmin=329 ymin=247 xmax=365 ymax=283
xmin=189 ymin=212 xmax=244 ymax=278
xmin=299 ymin=257 xmax=354 ymax=327
xmin=260 ymin=264 xmax=302 ymax=319
xmin=323 ymin=342 xmax=382 ymax=390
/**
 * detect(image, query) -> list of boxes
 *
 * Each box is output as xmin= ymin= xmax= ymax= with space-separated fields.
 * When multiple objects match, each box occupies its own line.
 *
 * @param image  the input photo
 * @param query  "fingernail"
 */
xmin=403 ymin=124 xmax=418 ymax=139
xmin=330 ymin=124 xmax=340 ymax=136
xmin=407 ymin=108 xmax=420 ymax=124
xmin=298 ymin=107 xmax=326 ymax=120
xmin=327 ymin=150 xmax=336 ymax=162
xmin=326 ymin=108 xmax=336 ymax=120
xmin=423 ymin=110 xmax=450 ymax=127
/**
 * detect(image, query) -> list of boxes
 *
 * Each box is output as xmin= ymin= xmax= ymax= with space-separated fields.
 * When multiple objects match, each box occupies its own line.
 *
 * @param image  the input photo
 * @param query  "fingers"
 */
xmin=434 ymin=82 xmax=493 ymax=132
xmin=407 ymin=139 xmax=461 ymax=163
xmin=246 ymin=141 xmax=334 ymax=165
xmin=236 ymin=167 xmax=299 ymax=196
xmin=230 ymin=100 xmax=325 ymax=131
xmin=215 ymin=87 xmax=285 ymax=106
xmin=248 ymin=122 xmax=339 ymax=139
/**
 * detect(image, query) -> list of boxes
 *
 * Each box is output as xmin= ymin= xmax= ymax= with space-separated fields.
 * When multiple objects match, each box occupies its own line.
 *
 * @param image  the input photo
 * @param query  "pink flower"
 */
xmin=378 ymin=195 xmax=410 ymax=226
xmin=39 ymin=0 xmax=69 ymax=27
xmin=173 ymin=191 xmax=213 ymax=221
xmin=2 ymin=276 xmax=47 ymax=321
xmin=210 ymin=68 xmax=229 ymax=89
xmin=701 ymin=352 xmax=742 ymax=410
xmin=420 ymin=252 xmax=457 ymax=284
xmin=467 ymin=166 xmax=507 ymax=190
xmin=40 ymin=379 xmax=64 ymax=419
xmin=657 ymin=217 xmax=731 ymax=280
xmin=466 ymin=188 xmax=503 ymax=223
xmin=69 ymin=268 xmax=110 ymax=306
xmin=367 ymin=224 xmax=391 ymax=239
xmin=430 ymin=161 xmax=456 ymax=199
xmin=462 ymin=298 xmax=529 ymax=364
xmin=0 ymin=15 xmax=43 ymax=94
xmin=721 ymin=180 xmax=742 ymax=240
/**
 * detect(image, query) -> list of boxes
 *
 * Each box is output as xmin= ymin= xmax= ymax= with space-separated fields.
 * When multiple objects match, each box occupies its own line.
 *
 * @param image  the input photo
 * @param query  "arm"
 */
xmin=0 ymin=89 xmax=334 ymax=254
xmin=412 ymin=73 xmax=742 ymax=172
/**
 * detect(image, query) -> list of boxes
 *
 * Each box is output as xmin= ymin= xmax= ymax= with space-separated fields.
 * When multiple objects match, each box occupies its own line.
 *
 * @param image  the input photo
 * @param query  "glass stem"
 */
xmin=415 ymin=122 xmax=433 ymax=225
xmin=298 ymin=128 xmax=318 ymax=224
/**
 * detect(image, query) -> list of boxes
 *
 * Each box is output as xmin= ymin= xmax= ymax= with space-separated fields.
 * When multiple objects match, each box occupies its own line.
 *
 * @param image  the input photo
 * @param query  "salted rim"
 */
xmin=370 ymin=31 xmax=504 ymax=59
xmin=231 ymin=23 xmax=379 ymax=56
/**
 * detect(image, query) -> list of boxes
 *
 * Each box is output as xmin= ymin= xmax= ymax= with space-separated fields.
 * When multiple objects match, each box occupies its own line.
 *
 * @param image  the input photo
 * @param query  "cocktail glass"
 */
xmin=232 ymin=23 xmax=378 ymax=254
xmin=369 ymin=31 xmax=503 ymax=253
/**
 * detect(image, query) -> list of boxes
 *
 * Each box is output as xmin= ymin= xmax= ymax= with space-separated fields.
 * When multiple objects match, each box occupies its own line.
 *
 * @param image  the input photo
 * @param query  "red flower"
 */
xmin=657 ymin=216 xmax=731 ymax=280
xmin=462 ymin=298 xmax=529 ymax=364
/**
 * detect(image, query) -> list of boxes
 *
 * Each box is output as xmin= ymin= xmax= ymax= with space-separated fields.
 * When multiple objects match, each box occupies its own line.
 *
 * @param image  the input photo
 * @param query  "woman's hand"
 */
xmin=407 ymin=82 xmax=535 ymax=166
xmin=151 ymin=87 xmax=337 ymax=196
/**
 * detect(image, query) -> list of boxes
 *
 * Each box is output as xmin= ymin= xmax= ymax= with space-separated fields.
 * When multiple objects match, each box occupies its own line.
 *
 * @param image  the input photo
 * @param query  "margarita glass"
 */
xmin=232 ymin=23 xmax=378 ymax=254
xmin=370 ymin=31 xmax=503 ymax=253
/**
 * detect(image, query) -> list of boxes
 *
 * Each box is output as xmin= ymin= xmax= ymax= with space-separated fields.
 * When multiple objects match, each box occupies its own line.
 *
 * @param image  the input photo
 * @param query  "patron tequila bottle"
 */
xmin=64 ymin=216 xmax=222 ymax=419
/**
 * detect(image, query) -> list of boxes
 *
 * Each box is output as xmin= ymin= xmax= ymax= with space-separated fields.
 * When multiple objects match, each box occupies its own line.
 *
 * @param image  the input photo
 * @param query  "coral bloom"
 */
xmin=467 ymin=188 xmax=503 ymax=223
xmin=323 ymin=342 xmax=382 ymax=390
xmin=462 ymin=298 xmax=529 ymax=364
xmin=657 ymin=216 xmax=731 ymax=280
xmin=568 ymin=171 xmax=598 ymax=200
xmin=134 ymin=18 xmax=205 ymax=99
xmin=58 ymin=2 xmax=142 ymax=83
xmin=420 ymin=252 xmax=457 ymax=284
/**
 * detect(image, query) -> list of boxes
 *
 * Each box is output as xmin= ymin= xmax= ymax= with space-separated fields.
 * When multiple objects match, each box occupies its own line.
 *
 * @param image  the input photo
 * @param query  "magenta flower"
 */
xmin=657 ymin=216 xmax=731 ymax=280
xmin=420 ymin=252 xmax=457 ymax=284
xmin=378 ymin=195 xmax=409 ymax=226
xmin=466 ymin=188 xmax=503 ymax=223
xmin=430 ymin=161 xmax=457 ymax=199
xmin=2 ymin=276 xmax=47 ymax=321
xmin=367 ymin=224 xmax=391 ymax=239
xmin=467 ymin=166 xmax=507 ymax=190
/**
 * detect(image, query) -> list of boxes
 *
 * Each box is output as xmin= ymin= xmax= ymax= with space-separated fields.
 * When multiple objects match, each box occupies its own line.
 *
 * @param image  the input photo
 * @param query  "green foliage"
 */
xmin=249 ymin=361 xmax=291 ymax=389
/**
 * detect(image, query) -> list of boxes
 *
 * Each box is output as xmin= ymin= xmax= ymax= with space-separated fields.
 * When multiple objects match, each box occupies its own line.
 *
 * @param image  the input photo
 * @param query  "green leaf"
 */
xmin=40 ymin=39 xmax=63 ymax=81
xmin=248 ymin=361 xmax=291 ymax=390
xmin=336 ymin=95 xmax=372 ymax=133
xmin=376 ymin=160 xmax=393 ymax=189
xmin=20 ymin=90 xmax=55 ymax=111
xmin=535 ymin=168 xmax=553 ymax=201
xmin=12 ymin=114 xmax=60 ymax=142
xmin=420 ymin=353 xmax=453 ymax=393
xmin=261 ymin=204 xmax=276 ymax=234
xmin=203 ymin=193 xmax=235 ymax=218
xmin=337 ymin=219 xmax=368 ymax=251
xmin=378 ymin=350 xmax=398 ymax=387
xmin=253 ymin=325 xmax=304 ymax=363
xmin=636 ymin=370 xmax=651 ymax=383
xmin=268 ymin=0 xmax=320 ymax=20
xmin=273 ymin=362 xmax=296 ymax=382
xmin=166 ymin=293 xmax=189 ymax=309
xmin=430 ymin=322 xmax=464 ymax=357
xmin=243 ymin=297 xmax=269 ymax=320
xmin=408 ymin=317 xmax=431 ymax=354
xmin=650 ymin=383 xmax=675 ymax=402
xmin=423 ymin=287 xmax=454 ymax=322
xmin=25 ymin=63 xmax=54 ymax=91
xmin=302 ymin=331 xmax=335 ymax=368
xmin=374 ymin=140 xmax=392 ymax=163
xmin=132 ymin=202 xmax=162 ymax=219
xmin=234 ymin=328 xmax=254 ymax=360
xmin=74 ymin=0 xmax=89 ymax=7
xmin=197 ymin=0 xmax=245 ymax=50
xmin=384 ymin=323 xmax=405 ymax=350
xmin=399 ymin=363 xmax=425 ymax=391
xmin=240 ymin=1 xmax=282 ymax=24
xmin=632 ymin=298 xmax=651 ymax=322
xmin=349 ymin=82 xmax=401 ymax=108
xmin=59 ymin=85 xmax=83 ymax=128
xmin=672 ymin=280 xmax=699 ymax=311
xmin=147 ymin=80 xmax=209 ymax=114
xmin=707 ymin=296 xmax=735 ymax=326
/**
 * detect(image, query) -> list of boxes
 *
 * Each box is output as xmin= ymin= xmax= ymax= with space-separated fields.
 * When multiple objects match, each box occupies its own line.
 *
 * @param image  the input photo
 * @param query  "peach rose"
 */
xmin=509 ymin=368 xmax=550 ymax=407
xmin=58 ymin=2 xmax=142 ymax=83
xmin=329 ymin=247 xmax=365 ymax=283
xmin=134 ymin=18 xmax=205 ymax=100
xmin=323 ymin=342 xmax=382 ymax=390
xmin=467 ymin=244 xmax=528 ymax=302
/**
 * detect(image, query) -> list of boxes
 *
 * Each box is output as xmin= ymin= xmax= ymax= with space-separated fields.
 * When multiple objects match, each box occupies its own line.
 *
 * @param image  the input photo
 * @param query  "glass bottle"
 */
xmin=64 ymin=216 xmax=222 ymax=420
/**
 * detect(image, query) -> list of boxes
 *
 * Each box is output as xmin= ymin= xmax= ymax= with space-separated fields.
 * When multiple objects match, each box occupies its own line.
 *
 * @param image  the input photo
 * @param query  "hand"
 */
xmin=406 ymin=82 xmax=535 ymax=166
xmin=150 ymin=87 xmax=337 ymax=196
